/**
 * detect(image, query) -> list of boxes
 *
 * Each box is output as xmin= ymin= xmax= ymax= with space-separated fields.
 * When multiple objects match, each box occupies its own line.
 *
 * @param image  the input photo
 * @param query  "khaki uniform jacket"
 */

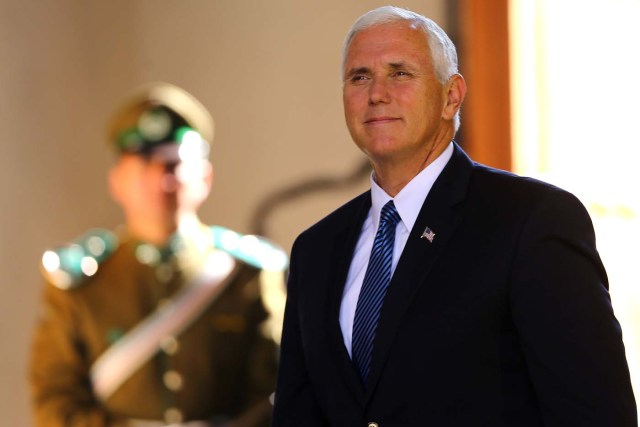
xmin=30 ymin=231 xmax=281 ymax=427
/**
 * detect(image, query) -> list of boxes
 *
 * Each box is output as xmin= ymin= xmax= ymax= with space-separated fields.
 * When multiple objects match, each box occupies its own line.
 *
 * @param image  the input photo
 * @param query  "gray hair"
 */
xmin=342 ymin=6 xmax=461 ymax=130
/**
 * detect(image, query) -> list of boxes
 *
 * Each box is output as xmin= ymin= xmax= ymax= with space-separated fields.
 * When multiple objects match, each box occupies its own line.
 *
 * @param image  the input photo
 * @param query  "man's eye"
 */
xmin=349 ymin=75 xmax=369 ymax=84
xmin=393 ymin=71 xmax=410 ymax=78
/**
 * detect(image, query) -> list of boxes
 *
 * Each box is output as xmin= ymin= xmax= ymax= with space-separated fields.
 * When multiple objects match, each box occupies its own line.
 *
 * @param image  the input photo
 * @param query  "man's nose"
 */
xmin=160 ymin=168 xmax=180 ymax=193
xmin=368 ymin=77 xmax=391 ymax=104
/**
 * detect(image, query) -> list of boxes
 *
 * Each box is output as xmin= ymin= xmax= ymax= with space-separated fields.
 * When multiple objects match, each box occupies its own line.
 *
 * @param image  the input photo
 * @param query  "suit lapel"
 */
xmin=364 ymin=144 xmax=474 ymax=400
xmin=325 ymin=192 xmax=372 ymax=404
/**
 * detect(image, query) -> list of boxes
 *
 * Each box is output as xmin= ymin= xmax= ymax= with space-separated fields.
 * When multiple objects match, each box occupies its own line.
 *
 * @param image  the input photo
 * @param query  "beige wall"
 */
xmin=0 ymin=1 xmax=450 ymax=424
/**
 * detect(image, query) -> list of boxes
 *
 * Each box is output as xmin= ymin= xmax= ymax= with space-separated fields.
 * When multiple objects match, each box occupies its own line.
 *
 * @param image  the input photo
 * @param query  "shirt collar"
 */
xmin=369 ymin=142 xmax=454 ymax=233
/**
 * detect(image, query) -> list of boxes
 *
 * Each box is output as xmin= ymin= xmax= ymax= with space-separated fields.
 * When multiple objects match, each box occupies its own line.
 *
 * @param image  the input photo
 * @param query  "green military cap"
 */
xmin=107 ymin=82 xmax=214 ymax=162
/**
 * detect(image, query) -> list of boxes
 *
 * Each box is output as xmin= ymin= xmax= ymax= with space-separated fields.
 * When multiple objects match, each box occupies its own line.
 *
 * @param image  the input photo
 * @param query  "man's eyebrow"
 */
xmin=389 ymin=62 xmax=411 ymax=70
xmin=344 ymin=66 xmax=370 ymax=78
xmin=344 ymin=62 xmax=417 ymax=80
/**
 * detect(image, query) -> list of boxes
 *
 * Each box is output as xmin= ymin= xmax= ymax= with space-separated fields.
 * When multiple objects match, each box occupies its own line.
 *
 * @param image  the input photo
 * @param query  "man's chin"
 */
xmin=360 ymin=141 xmax=404 ymax=160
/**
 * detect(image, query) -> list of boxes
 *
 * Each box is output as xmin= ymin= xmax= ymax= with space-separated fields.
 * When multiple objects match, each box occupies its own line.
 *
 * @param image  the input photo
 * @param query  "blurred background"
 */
xmin=1 ymin=0 xmax=638 ymax=424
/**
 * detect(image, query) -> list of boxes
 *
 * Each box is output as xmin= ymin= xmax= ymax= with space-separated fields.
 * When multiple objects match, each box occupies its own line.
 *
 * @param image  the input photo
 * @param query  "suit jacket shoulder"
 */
xmin=293 ymin=190 xmax=371 ymax=249
xmin=469 ymin=155 xmax=589 ymax=204
xmin=467 ymin=160 xmax=599 ymax=247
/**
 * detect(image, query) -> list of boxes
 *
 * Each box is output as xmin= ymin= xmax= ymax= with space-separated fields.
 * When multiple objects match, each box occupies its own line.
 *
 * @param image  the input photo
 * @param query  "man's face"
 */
xmin=342 ymin=22 xmax=447 ymax=165
xmin=109 ymin=153 xmax=211 ymax=234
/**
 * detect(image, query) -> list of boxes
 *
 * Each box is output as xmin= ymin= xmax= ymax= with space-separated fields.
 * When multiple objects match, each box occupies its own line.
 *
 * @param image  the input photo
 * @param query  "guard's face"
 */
xmin=342 ymin=23 xmax=448 ymax=166
xmin=109 ymin=153 xmax=211 ymax=235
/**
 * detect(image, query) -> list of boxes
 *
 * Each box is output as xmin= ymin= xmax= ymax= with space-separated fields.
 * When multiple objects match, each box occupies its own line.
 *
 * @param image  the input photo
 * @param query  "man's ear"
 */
xmin=442 ymin=73 xmax=467 ymax=121
xmin=203 ymin=161 xmax=214 ymax=194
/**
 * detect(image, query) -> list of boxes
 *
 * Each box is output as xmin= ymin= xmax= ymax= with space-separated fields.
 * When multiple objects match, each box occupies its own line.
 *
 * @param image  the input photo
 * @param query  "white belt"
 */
xmin=91 ymin=251 xmax=237 ymax=401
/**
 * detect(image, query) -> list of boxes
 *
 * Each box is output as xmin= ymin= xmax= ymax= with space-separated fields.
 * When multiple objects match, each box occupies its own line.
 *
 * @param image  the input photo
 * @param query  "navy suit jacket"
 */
xmin=273 ymin=144 xmax=636 ymax=426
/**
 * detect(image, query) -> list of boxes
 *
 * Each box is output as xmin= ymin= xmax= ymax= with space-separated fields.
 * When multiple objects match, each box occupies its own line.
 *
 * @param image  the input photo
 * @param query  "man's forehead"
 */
xmin=344 ymin=25 xmax=431 ymax=71
xmin=346 ymin=24 xmax=428 ymax=55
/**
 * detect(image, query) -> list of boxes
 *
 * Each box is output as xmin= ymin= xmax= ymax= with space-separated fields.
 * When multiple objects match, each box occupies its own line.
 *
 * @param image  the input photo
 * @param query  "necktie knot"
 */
xmin=379 ymin=200 xmax=401 ymax=228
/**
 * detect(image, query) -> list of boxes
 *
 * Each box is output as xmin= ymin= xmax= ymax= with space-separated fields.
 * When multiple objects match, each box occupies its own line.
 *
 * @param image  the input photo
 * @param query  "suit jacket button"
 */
xmin=368 ymin=423 xmax=379 ymax=427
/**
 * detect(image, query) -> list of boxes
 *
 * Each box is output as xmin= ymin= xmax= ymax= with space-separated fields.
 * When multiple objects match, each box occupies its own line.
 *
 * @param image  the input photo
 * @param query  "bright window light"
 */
xmin=510 ymin=0 xmax=640 ymax=411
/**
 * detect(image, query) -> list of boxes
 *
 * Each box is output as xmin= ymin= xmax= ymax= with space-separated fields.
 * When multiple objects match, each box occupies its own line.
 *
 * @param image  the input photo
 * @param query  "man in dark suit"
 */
xmin=272 ymin=6 xmax=636 ymax=426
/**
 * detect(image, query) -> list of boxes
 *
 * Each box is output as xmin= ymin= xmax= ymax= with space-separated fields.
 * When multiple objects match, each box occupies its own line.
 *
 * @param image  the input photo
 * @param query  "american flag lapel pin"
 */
xmin=421 ymin=226 xmax=436 ymax=243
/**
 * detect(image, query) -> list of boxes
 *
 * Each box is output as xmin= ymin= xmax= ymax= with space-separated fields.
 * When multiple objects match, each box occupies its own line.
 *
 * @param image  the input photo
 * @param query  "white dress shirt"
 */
xmin=339 ymin=142 xmax=454 ymax=357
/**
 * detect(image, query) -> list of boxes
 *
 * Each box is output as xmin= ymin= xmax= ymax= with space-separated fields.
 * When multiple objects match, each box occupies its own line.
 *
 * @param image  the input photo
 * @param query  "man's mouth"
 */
xmin=364 ymin=116 xmax=400 ymax=124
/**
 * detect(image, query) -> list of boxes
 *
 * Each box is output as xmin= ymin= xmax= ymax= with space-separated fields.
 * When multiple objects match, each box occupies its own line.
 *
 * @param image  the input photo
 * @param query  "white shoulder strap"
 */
xmin=90 ymin=250 xmax=237 ymax=402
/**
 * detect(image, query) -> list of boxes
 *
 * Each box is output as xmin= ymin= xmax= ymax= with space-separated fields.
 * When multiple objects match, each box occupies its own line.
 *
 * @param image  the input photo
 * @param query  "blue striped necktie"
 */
xmin=352 ymin=200 xmax=401 ymax=384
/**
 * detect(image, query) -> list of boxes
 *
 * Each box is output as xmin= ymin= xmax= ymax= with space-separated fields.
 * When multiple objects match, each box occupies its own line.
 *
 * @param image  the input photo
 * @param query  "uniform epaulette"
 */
xmin=41 ymin=228 xmax=119 ymax=290
xmin=209 ymin=225 xmax=288 ymax=272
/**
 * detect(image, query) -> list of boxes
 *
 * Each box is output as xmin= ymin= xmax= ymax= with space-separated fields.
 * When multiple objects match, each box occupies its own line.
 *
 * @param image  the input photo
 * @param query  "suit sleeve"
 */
xmin=271 ymin=237 xmax=325 ymax=426
xmin=29 ymin=283 xmax=115 ymax=427
xmin=510 ymin=189 xmax=637 ymax=426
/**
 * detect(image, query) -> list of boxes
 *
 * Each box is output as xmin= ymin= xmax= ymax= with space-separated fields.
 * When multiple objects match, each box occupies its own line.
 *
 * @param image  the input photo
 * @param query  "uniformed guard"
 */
xmin=29 ymin=82 xmax=287 ymax=427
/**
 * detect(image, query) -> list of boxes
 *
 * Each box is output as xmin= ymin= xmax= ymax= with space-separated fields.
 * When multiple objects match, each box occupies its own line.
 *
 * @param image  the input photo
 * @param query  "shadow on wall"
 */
xmin=249 ymin=158 xmax=371 ymax=237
